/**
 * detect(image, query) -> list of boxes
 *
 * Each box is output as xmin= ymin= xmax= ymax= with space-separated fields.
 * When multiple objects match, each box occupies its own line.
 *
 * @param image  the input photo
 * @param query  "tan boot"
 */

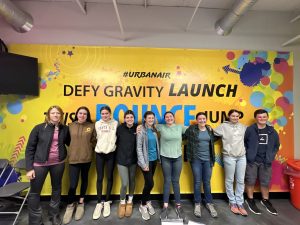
xmin=118 ymin=203 xmax=126 ymax=218
xmin=125 ymin=202 xmax=133 ymax=217
xmin=63 ymin=203 xmax=75 ymax=224
xmin=74 ymin=203 xmax=84 ymax=221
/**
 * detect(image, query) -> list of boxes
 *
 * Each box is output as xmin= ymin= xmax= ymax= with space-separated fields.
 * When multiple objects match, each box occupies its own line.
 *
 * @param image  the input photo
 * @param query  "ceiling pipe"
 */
xmin=0 ymin=0 xmax=33 ymax=33
xmin=215 ymin=0 xmax=257 ymax=36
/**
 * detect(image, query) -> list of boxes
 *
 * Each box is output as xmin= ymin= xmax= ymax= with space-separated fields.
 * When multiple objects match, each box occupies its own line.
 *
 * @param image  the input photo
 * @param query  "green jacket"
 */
xmin=184 ymin=124 xmax=216 ymax=166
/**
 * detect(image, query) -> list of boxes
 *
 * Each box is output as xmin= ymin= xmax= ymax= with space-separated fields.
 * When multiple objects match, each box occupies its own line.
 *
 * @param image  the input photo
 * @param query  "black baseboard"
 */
xmin=40 ymin=192 xmax=290 ymax=202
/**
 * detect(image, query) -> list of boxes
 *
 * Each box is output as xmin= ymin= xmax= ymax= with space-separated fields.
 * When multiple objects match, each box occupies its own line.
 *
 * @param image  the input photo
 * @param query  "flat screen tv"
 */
xmin=0 ymin=52 xmax=39 ymax=96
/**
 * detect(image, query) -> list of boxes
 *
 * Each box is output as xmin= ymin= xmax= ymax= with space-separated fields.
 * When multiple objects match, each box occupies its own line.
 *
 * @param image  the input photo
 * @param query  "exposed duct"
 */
xmin=215 ymin=0 xmax=257 ymax=36
xmin=0 ymin=0 xmax=33 ymax=33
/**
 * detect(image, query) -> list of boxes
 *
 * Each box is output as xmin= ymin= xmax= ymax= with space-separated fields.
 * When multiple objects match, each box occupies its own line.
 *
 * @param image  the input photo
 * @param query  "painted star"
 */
xmin=67 ymin=51 xmax=73 ymax=57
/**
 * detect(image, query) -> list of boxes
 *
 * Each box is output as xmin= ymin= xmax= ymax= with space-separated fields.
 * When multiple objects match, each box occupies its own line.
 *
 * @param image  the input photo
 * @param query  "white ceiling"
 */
xmin=17 ymin=0 xmax=300 ymax=12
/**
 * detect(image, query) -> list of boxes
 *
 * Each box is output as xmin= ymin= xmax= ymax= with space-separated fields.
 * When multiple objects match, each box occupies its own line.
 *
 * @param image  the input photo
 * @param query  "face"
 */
xmin=101 ymin=109 xmax=111 ymax=122
xmin=229 ymin=112 xmax=240 ymax=124
xmin=49 ymin=108 xmax=61 ymax=124
xmin=196 ymin=115 xmax=207 ymax=127
xmin=164 ymin=113 xmax=175 ymax=125
xmin=124 ymin=114 xmax=134 ymax=127
xmin=145 ymin=114 xmax=155 ymax=127
xmin=255 ymin=113 xmax=268 ymax=126
xmin=77 ymin=109 xmax=88 ymax=123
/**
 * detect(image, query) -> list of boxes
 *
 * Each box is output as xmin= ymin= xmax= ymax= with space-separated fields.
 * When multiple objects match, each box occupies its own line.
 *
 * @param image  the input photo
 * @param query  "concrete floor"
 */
xmin=1 ymin=198 xmax=300 ymax=225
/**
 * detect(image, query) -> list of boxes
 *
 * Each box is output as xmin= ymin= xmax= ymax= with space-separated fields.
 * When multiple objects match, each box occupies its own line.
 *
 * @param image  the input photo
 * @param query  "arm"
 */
xmin=25 ymin=125 xmax=39 ymax=171
xmin=213 ymin=124 xmax=223 ymax=137
xmin=136 ymin=130 xmax=147 ymax=170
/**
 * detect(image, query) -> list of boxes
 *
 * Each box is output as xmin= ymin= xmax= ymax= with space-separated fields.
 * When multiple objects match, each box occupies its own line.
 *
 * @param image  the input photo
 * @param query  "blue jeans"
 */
xmin=223 ymin=155 xmax=246 ymax=205
xmin=190 ymin=159 xmax=212 ymax=204
xmin=161 ymin=156 xmax=182 ymax=204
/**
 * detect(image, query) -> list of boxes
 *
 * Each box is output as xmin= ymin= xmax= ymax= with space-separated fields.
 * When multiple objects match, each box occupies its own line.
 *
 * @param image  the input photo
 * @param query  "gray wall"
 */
xmin=1 ymin=2 xmax=299 ymax=157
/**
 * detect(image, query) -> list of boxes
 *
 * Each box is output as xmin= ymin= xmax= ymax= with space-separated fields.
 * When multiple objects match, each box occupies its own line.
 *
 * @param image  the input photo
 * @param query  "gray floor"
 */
xmin=1 ymin=199 xmax=300 ymax=225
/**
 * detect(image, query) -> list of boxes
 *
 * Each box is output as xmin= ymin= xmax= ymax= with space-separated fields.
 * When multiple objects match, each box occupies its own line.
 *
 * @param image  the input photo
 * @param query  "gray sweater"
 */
xmin=136 ymin=126 xmax=160 ymax=170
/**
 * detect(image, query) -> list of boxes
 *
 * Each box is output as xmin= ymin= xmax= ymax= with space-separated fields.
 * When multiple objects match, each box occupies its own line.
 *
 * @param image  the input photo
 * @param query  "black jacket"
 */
xmin=116 ymin=123 xmax=137 ymax=166
xmin=244 ymin=123 xmax=280 ymax=166
xmin=25 ymin=122 xmax=70 ymax=171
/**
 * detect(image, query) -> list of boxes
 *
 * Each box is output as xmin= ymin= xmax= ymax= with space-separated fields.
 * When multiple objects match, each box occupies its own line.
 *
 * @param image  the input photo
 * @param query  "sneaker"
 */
xmin=125 ymin=202 xmax=133 ymax=217
xmin=74 ymin=203 xmax=84 ymax=221
xmin=245 ymin=199 xmax=261 ymax=215
xmin=229 ymin=203 xmax=240 ymax=215
xmin=261 ymin=199 xmax=278 ymax=215
xmin=160 ymin=207 xmax=168 ymax=220
xmin=194 ymin=203 xmax=201 ymax=217
xmin=63 ymin=203 xmax=75 ymax=224
xmin=139 ymin=204 xmax=150 ymax=220
xmin=118 ymin=203 xmax=126 ymax=219
xmin=175 ymin=205 xmax=187 ymax=224
xmin=92 ymin=203 xmax=103 ymax=220
xmin=103 ymin=201 xmax=111 ymax=217
xmin=146 ymin=201 xmax=155 ymax=215
xmin=237 ymin=204 xmax=248 ymax=217
xmin=206 ymin=203 xmax=218 ymax=218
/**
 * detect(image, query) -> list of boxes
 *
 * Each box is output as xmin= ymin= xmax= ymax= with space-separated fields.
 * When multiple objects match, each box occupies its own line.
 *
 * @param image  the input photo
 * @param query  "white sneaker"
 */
xmin=103 ymin=201 xmax=111 ymax=217
xmin=92 ymin=203 xmax=103 ymax=220
xmin=146 ymin=201 xmax=155 ymax=215
xmin=139 ymin=204 xmax=150 ymax=220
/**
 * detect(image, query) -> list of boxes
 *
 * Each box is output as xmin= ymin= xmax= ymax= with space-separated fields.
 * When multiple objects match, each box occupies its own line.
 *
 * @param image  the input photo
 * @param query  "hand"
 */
xmin=142 ymin=166 xmax=149 ymax=171
xmin=26 ymin=169 xmax=35 ymax=180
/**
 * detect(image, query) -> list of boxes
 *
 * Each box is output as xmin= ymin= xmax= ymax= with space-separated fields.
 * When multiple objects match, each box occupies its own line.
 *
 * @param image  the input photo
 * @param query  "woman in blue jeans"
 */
xmin=214 ymin=109 xmax=248 ymax=216
xmin=157 ymin=111 xmax=187 ymax=221
xmin=184 ymin=112 xmax=218 ymax=218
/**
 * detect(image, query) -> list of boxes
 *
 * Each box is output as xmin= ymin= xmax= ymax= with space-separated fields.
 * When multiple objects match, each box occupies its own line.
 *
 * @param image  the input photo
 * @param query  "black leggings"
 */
xmin=96 ymin=152 xmax=116 ymax=202
xmin=141 ymin=161 xmax=157 ymax=205
xmin=28 ymin=163 xmax=65 ymax=225
xmin=67 ymin=162 xmax=91 ymax=204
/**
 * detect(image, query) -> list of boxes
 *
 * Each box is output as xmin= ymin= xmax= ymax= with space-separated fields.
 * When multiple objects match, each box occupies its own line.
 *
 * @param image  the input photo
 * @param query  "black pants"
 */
xmin=141 ymin=161 xmax=157 ymax=205
xmin=95 ymin=152 xmax=115 ymax=202
xmin=28 ymin=163 xmax=65 ymax=225
xmin=67 ymin=162 xmax=91 ymax=204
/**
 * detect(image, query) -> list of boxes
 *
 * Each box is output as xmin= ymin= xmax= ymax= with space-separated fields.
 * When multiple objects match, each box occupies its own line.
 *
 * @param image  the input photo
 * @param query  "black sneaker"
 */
xmin=175 ymin=205 xmax=188 ymax=224
xmin=245 ymin=199 xmax=261 ymax=215
xmin=160 ymin=207 xmax=168 ymax=220
xmin=261 ymin=199 xmax=278 ymax=216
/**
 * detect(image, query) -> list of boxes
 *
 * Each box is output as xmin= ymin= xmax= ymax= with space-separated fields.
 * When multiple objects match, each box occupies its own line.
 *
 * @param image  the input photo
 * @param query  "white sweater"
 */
xmin=95 ymin=119 xmax=118 ymax=154
xmin=214 ymin=121 xmax=247 ymax=157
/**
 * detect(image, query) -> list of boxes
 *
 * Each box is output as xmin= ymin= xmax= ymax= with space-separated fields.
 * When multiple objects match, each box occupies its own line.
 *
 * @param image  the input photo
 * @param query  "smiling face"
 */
xmin=196 ymin=114 xmax=207 ymax=128
xmin=145 ymin=114 xmax=155 ymax=127
xmin=49 ymin=108 xmax=61 ymax=124
xmin=124 ymin=113 xmax=134 ymax=127
xmin=77 ymin=109 xmax=88 ymax=123
xmin=229 ymin=112 xmax=240 ymax=124
xmin=164 ymin=112 xmax=175 ymax=126
xmin=255 ymin=112 xmax=269 ymax=127
xmin=101 ymin=109 xmax=111 ymax=122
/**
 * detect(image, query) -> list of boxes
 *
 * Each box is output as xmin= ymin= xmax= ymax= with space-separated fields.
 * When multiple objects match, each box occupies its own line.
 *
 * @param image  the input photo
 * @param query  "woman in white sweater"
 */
xmin=214 ymin=109 xmax=248 ymax=216
xmin=93 ymin=106 xmax=118 ymax=220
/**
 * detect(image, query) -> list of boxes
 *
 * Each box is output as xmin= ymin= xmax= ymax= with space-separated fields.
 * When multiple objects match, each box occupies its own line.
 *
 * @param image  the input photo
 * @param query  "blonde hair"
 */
xmin=45 ymin=105 xmax=64 ymax=124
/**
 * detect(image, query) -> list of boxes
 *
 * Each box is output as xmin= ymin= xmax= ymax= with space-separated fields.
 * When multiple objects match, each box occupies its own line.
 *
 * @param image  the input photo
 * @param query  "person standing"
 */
xmin=214 ymin=109 xmax=248 ymax=216
xmin=184 ymin=112 xmax=218 ymax=218
xmin=137 ymin=111 xmax=160 ymax=221
xmin=63 ymin=106 xmax=96 ymax=224
xmin=157 ymin=111 xmax=186 ymax=221
xmin=25 ymin=105 xmax=70 ymax=225
xmin=244 ymin=109 xmax=280 ymax=216
xmin=92 ymin=106 xmax=118 ymax=219
xmin=116 ymin=110 xmax=138 ymax=219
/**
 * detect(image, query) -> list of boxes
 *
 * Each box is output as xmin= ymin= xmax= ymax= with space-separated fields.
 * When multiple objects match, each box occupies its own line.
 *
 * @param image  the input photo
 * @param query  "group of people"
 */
xmin=25 ymin=105 xmax=280 ymax=225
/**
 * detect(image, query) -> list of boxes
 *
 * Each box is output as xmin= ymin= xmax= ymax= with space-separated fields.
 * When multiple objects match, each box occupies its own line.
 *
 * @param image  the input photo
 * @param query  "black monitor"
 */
xmin=0 ymin=52 xmax=39 ymax=96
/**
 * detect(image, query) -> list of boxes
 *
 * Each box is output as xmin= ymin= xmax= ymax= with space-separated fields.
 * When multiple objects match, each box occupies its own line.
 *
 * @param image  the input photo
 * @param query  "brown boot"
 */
xmin=118 ymin=203 xmax=126 ymax=219
xmin=125 ymin=202 xmax=133 ymax=217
